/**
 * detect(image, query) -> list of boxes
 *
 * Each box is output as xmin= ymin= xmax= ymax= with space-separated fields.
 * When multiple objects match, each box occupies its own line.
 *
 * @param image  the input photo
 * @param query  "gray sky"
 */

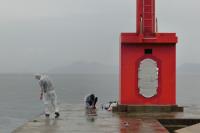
xmin=0 ymin=0 xmax=198 ymax=73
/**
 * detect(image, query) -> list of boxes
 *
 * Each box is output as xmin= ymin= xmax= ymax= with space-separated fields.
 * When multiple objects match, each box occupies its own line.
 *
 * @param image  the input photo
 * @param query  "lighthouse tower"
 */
xmin=116 ymin=0 xmax=183 ymax=112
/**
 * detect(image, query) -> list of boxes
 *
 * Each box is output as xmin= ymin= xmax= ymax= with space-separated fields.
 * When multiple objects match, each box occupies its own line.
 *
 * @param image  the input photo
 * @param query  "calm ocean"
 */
xmin=0 ymin=73 xmax=199 ymax=133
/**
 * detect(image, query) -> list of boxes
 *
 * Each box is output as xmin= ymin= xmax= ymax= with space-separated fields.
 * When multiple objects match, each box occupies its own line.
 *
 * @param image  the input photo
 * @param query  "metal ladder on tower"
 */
xmin=143 ymin=0 xmax=154 ymax=37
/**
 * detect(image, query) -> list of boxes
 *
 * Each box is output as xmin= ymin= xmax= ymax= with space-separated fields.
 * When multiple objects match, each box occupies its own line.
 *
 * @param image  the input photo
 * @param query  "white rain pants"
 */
xmin=43 ymin=90 xmax=59 ymax=115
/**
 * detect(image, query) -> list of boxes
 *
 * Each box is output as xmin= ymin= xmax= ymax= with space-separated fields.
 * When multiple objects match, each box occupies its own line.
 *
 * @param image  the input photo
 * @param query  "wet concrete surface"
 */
xmin=175 ymin=123 xmax=200 ymax=133
xmin=12 ymin=104 xmax=200 ymax=133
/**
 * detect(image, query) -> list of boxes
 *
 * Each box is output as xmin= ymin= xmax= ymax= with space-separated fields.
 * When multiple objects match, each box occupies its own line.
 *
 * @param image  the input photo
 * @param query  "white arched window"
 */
xmin=138 ymin=58 xmax=159 ymax=98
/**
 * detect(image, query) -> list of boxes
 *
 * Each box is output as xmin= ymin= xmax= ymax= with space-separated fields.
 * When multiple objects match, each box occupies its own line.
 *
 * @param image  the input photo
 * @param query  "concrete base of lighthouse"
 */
xmin=113 ymin=105 xmax=183 ymax=113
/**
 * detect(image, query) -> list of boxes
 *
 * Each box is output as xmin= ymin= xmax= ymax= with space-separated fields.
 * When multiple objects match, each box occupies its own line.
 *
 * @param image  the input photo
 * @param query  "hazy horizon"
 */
xmin=0 ymin=0 xmax=199 ymax=73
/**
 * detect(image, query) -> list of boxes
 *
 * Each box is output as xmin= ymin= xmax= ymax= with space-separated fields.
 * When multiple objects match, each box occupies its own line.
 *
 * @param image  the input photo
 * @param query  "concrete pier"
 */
xmin=113 ymin=105 xmax=183 ymax=113
xmin=12 ymin=104 xmax=200 ymax=133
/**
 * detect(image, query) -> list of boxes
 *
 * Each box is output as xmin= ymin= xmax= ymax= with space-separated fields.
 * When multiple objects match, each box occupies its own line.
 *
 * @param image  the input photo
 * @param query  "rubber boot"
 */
xmin=55 ymin=112 xmax=60 ymax=118
xmin=45 ymin=114 xmax=50 ymax=118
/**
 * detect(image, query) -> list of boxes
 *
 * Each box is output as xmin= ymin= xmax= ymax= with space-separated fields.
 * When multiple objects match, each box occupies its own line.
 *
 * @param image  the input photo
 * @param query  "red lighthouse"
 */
xmin=120 ymin=0 xmax=179 ymax=107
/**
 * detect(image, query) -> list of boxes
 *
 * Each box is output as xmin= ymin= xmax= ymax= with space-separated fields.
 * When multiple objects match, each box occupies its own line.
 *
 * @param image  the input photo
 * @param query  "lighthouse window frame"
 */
xmin=144 ymin=49 xmax=152 ymax=54
xmin=138 ymin=58 xmax=159 ymax=98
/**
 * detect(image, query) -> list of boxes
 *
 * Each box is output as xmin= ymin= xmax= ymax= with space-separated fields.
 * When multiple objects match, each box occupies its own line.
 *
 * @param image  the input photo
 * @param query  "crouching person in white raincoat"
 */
xmin=35 ymin=74 xmax=60 ymax=118
xmin=84 ymin=94 xmax=98 ymax=109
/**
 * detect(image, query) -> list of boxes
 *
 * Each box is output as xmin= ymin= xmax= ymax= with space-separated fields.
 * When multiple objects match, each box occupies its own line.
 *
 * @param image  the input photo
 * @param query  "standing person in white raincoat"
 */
xmin=34 ymin=74 xmax=60 ymax=118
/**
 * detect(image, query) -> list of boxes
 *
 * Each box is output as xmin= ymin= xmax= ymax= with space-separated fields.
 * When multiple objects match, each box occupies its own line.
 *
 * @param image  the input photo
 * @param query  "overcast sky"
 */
xmin=0 ymin=0 xmax=199 ymax=73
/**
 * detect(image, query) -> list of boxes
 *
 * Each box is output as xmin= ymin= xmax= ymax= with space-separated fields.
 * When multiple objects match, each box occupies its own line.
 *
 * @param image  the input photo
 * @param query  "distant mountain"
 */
xmin=48 ymin=62 xmax=118 ymax=74
xmin=49 ymin=63 xmax=200 ymax=75
xmin=177 ymin=63 xmax=200 ymax=74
